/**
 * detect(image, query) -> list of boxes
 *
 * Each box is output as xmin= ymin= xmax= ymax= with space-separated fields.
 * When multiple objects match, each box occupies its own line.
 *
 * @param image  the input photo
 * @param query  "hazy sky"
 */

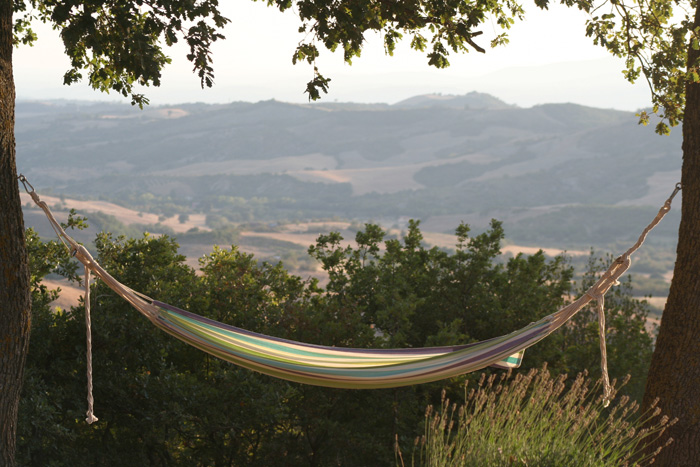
xmin=14 ymin=2 xmax=651 ymax=110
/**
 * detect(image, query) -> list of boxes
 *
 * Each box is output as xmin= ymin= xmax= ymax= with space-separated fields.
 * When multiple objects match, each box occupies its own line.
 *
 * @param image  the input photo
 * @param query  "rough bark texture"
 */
xmin=642 ymin=5 xmax=700 ymax=465
xmin=0 ymin=3 xmax=29 ymax=467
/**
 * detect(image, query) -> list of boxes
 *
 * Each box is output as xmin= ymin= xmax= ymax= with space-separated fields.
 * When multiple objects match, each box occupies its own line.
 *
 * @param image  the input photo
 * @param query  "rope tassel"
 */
xmin=594 ymin=292 xmax=612 ymax=407
xmin=84 ymin=265 xmax=98 ymax=424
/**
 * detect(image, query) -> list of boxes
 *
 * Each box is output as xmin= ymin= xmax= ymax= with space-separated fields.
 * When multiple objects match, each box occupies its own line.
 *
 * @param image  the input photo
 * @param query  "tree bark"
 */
xmin=0 ymin=3 xmax=29 ymax=467
xmin=642 ymin=4 xmax=700 ymax=465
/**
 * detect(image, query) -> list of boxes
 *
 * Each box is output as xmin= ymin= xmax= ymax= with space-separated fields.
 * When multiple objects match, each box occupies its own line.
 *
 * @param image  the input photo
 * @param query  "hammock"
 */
xmin=19 ymin=175 xmax=680 ymax=423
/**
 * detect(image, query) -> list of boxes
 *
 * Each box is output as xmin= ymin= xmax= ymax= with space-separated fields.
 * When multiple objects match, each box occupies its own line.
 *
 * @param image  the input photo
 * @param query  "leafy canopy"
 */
xmin=578 ymin=0 xmax=700 ymax=134
xmin=13 ymin=0 xmax=699 ymax=129
xmin=14 ymin=0 xmax=230 ymax=107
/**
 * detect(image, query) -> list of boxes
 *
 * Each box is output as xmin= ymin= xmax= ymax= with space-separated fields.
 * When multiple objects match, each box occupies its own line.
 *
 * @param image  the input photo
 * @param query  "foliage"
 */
xmin=406 ymin=367 xmax=675 ymax=467
xmin=11 ymin=0 xmax=521 ymax=101
xmin=579 ymin=0 xmax=700 ymax=134
xmin=84 ymin=211 xmax=151 ymax=239
xmin=19 ymin=220 xmax=656 ymax=465
xmin=308 ymin=220 xmax=572 ymax=354
xmin=14 ymin=0 xmax=229 ymax=107
xmin=14 ymin=0 xmax=698 ymax=119
xmin=287 ymin=0 xmax=524 ymax=99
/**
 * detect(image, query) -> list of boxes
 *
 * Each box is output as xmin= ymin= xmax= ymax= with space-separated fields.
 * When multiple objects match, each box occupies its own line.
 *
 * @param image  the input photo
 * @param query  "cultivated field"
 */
xmin=21 ymin=192 xmax=210 ymax=234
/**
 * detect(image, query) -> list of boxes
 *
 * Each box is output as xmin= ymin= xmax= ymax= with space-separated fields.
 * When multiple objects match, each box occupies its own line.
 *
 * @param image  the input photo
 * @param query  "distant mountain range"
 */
xmin=16 ymin=92 xmax=682 ymax=250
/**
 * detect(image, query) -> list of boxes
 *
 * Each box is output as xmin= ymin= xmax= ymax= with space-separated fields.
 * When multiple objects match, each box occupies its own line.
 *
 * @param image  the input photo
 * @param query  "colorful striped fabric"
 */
xmin=149 ymin=300 xmax=556 ymax=388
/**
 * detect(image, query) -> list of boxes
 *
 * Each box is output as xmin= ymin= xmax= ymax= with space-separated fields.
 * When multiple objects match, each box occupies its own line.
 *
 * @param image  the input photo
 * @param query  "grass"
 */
xmin=399 ymin=366 xmax=675 ymax=466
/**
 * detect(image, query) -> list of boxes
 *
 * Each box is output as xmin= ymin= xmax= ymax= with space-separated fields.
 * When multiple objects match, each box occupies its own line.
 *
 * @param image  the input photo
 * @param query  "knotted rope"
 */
xmin=18 ymin=175 xmax=100 ymax=424
xmin=582 ymin=183 xmax=680 ymax=406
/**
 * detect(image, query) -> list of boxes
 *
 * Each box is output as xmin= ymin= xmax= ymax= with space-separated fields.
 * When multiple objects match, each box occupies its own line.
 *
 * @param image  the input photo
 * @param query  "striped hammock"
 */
xmin=152 ymin=299 xmax=527 ymax=388
xmin=20 ymin=175 xmax=679 ymax=420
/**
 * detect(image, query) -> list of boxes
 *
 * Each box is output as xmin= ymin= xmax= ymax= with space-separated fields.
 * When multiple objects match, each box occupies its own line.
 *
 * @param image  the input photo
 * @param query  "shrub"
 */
xmin=402 ymin=366 xmax=675 ymax=466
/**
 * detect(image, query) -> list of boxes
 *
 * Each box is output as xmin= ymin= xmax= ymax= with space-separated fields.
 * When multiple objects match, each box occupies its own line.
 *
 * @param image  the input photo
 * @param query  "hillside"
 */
xmin=18 ymin=94 xmax=682 ymax=305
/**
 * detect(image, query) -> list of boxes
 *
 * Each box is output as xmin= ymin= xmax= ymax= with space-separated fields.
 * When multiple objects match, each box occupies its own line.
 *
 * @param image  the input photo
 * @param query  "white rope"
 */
xmin=84 ymin=265 xmax=98 ymax=424
xmin=577 ymin=186 xmax=677 ymax=407
xmin=20 ymin=179 xmax=161 ymax=423
xmin=581 ymin=274 xmax=617 ymax=407
xmin=585 ymin=290 xmax=613 ymax=407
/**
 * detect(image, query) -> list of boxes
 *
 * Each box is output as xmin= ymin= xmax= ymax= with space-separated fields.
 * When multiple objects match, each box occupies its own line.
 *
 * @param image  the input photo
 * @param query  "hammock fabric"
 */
xmin=152 ymin=299 xmax=526 ymax=388
xmin=19 ymin=175 xmax=680 ymax=421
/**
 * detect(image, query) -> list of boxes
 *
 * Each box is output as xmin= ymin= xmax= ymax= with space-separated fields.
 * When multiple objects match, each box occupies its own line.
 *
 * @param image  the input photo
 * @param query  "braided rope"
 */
xmin=84 ymin=265 xmax=98 ymax=424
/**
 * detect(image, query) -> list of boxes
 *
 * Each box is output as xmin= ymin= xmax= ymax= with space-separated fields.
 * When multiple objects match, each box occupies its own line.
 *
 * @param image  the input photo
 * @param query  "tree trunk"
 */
xmin=0 ymin=3 xmax=29 ymax=466
xmin=642 ymin=4 xmax=700 ymax=465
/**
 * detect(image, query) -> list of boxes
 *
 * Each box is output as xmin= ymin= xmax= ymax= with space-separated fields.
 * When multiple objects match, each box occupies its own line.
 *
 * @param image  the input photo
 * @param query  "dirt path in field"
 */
xmin=21 ymin=192 xmax=209 ymax=233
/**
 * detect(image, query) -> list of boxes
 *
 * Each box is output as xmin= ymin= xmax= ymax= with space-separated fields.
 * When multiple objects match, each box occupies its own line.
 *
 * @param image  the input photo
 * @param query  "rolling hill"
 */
xmin=18 ymin=93 xmax=682 ymax=306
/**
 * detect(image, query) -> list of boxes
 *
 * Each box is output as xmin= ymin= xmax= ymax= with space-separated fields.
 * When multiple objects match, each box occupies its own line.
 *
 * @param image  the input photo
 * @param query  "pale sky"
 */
xmin=14 ymin=1 xmax=651 ymax=110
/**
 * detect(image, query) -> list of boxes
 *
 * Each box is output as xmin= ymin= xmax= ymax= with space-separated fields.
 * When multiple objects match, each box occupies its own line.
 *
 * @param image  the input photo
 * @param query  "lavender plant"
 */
xmin=401 ymin=366 xmax=675 ymax=466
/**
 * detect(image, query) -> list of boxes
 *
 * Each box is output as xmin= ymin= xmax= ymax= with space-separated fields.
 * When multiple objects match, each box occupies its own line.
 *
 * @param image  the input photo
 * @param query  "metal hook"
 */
xmin=17 ymin=174 xmax=35 ymax=193
xmin=669 ymin=182 xmax=682 ymax=201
